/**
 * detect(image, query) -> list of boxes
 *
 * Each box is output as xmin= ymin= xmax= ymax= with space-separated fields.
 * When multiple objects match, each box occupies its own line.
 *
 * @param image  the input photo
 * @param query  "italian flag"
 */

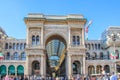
xmin=110 ymin=51 xmax=117 ymax=59
xmin=0 ymin=53 xmax=4 ymax=60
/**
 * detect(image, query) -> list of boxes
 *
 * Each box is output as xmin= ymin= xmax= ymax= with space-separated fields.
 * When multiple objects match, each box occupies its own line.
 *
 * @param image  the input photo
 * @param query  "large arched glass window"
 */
xmin=32 ymin=35 xmax=36 ymax=45
xmin=36 ymin=35 xmax=40 ymax=45
xmin=14 ymin=52 xmax=19 ymax=60
xmin=21 ymin=52 xmax=26 ymax=60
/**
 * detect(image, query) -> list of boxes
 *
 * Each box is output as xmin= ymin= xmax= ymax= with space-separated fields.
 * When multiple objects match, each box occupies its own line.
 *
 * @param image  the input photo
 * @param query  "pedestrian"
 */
xmin=110 ymin=72 xmax=117 ymax=80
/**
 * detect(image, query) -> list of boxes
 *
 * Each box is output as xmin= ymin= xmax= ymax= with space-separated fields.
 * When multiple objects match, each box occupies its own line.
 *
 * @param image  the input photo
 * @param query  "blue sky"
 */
xmin=0 ymin=0 xmax=120 ymax=40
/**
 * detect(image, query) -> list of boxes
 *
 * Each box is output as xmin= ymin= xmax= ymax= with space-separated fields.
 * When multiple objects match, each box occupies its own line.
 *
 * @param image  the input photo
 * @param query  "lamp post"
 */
xmin=111 ymin=33 xmax=117 ymax=74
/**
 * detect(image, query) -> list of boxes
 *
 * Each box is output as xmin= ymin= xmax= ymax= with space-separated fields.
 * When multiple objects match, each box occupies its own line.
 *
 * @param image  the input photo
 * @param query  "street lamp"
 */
xmin=111 ymin=33 xmax=117 ymax=74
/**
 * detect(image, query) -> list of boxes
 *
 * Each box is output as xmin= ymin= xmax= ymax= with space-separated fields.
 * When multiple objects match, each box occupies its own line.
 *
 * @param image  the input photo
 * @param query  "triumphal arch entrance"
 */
xmin=24 ymin=13 xmax=86 ymax=78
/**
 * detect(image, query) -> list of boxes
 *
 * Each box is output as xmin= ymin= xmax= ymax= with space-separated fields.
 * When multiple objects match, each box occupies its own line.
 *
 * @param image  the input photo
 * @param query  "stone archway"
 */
xmin=24 ymin=13 xmax=86 ymax=79
xmin=72 ymin=61 xmax=81 ymax=75
xmin=45 ymin=34 xmax=67 ymax=77
xmin=32 ymin=61 xmax=40 ymax=75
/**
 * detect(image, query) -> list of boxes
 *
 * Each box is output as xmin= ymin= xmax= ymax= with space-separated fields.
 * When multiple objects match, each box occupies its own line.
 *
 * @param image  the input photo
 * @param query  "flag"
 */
xmin=110 ymin=51 xmax=117 ymax=59
xmin=85 ymin=20 xmax=92 ymax=33
xmin=0 ymin=53 xmax=4 ymax=60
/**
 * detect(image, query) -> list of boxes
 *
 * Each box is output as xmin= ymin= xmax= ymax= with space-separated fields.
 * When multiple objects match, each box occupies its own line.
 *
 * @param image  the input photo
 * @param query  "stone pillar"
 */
xmin=83 ymin=55 xmax=86 ymax=75
xmin=41 ymin=27 xmax=43 ymax=46
xmin=40 ymin=54 xmax=46 ymax=78
xmin=26 ymin=28 xmax=29 ymax=45
xmin=82 ymin=28 xmax=85 ymax=45
xmin=26 ymin=54 xmax=30 ymax=75
xmin=66 ymin=54 xmax=72 ymax=79
xmin=68 ymin=27 xmax=71 ymax=46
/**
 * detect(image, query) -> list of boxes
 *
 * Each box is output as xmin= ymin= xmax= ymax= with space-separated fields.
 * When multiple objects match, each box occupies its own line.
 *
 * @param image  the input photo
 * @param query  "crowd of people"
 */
xmin=1 ymin=72 xmax=120 ymax=80
xmin=1 ymin=75 xmax=28 ymax=80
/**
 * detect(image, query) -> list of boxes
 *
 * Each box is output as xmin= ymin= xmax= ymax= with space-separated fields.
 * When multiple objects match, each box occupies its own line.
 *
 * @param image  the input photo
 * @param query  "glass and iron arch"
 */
xmin=72 ymin=61 xmax=81 ymax=74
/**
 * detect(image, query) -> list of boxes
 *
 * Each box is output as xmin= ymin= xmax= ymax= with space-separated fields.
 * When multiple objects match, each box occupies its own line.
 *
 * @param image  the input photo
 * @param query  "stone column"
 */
xmin=41 ymin=27 xmax=43 ymax=47
xmin=68 ymin=27 xmax=71 ymax=46
xmin=66 ymin=54 xmax=72 ymax=79
xmin=83 ymin=55 xmax=86 ymax=75
xmin=40 ymin=55 xmax=44 ymax=77
xmin=26 ymin=27 xmax=29 ymax=45
xmin=82 ymin=28 xmax=85 ymax=45
xmin=25 ymin=54 xmax=29 ymax=75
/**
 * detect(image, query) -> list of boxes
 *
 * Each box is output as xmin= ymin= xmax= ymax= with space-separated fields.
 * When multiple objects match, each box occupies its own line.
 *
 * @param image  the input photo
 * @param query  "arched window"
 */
xmin=104 ymin=65 xmax=110 ymax=73
xmin=95 ymin=44 xmax=97 ymax=50
xmin=16 ymin=43 xmax=19 ymax=50
xmin=5 ymin=43 xmax=8 ymax=49
xmin=117 ymin=65 xmax=120 ymax=73
xmin=72 ymin=36 xmax=76 ymax=45
xmin=14 ymin=52 xmax=19 ymax=60
xmin=13 ymin=43 xmax=16 ymax=50
xmin=21 ymin=52 xmax=26 ymax=60
xmin=9 ymin=43 xmax=12 ymax=49
xmin=92 ymin=52 xmax=97 ymax=60
xmin=98 ymin=44 xmax=101 ymax=50
xmin=92 ymin=44 xmax=94 ymax=50
xmin=115 ymin=50 xmax=119 ymax=59
xmin=77 ymin=36 xmax=80 ymax=45
xmin=8 ymin=65 xmax=15 ymax=75
xmin=85 ymin=44 xmax=87 ymax=48
xmin=17 ymin=65 xmax=24 ymax=75
xmin=100 ymin=52 xmax=104 ymax=60
xmin=20 ymin=43 xmax=23 ymax=50
xmin=88 ymin=65 xmax=95 ymax=74
xmin=24 ymin=43 xmax=26 ymax=49
xmin=32 ymin=35 xmax=36 ymax=45
xmin=6 ymin=52 xmax=10 ymax=60
xmin=73 ymin=61 xmax=81 ymax=74
xmin=0 ymin=65 xmax=7 ymax=76
xmin=36 ymin=35 xmax=40 ymax=45
xmin=96 ymin=65 xmax=102 ymax=74
xmin=86 ymin=52 xmax=90 ymax=60
xmin=88 ymin=44 xmax=91 ymax=50
xmin=107 ymin=51 xmax=110 ymax=60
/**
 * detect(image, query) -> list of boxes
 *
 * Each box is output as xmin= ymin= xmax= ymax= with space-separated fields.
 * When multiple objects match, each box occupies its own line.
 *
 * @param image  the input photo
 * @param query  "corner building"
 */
xmin=0 ymin=13 xmax=120 ymax=78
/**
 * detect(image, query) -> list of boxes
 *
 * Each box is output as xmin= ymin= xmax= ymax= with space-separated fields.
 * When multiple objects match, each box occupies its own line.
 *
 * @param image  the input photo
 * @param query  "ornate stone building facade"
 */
xmin=0 ymin=13 xmax=120 ymax=78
